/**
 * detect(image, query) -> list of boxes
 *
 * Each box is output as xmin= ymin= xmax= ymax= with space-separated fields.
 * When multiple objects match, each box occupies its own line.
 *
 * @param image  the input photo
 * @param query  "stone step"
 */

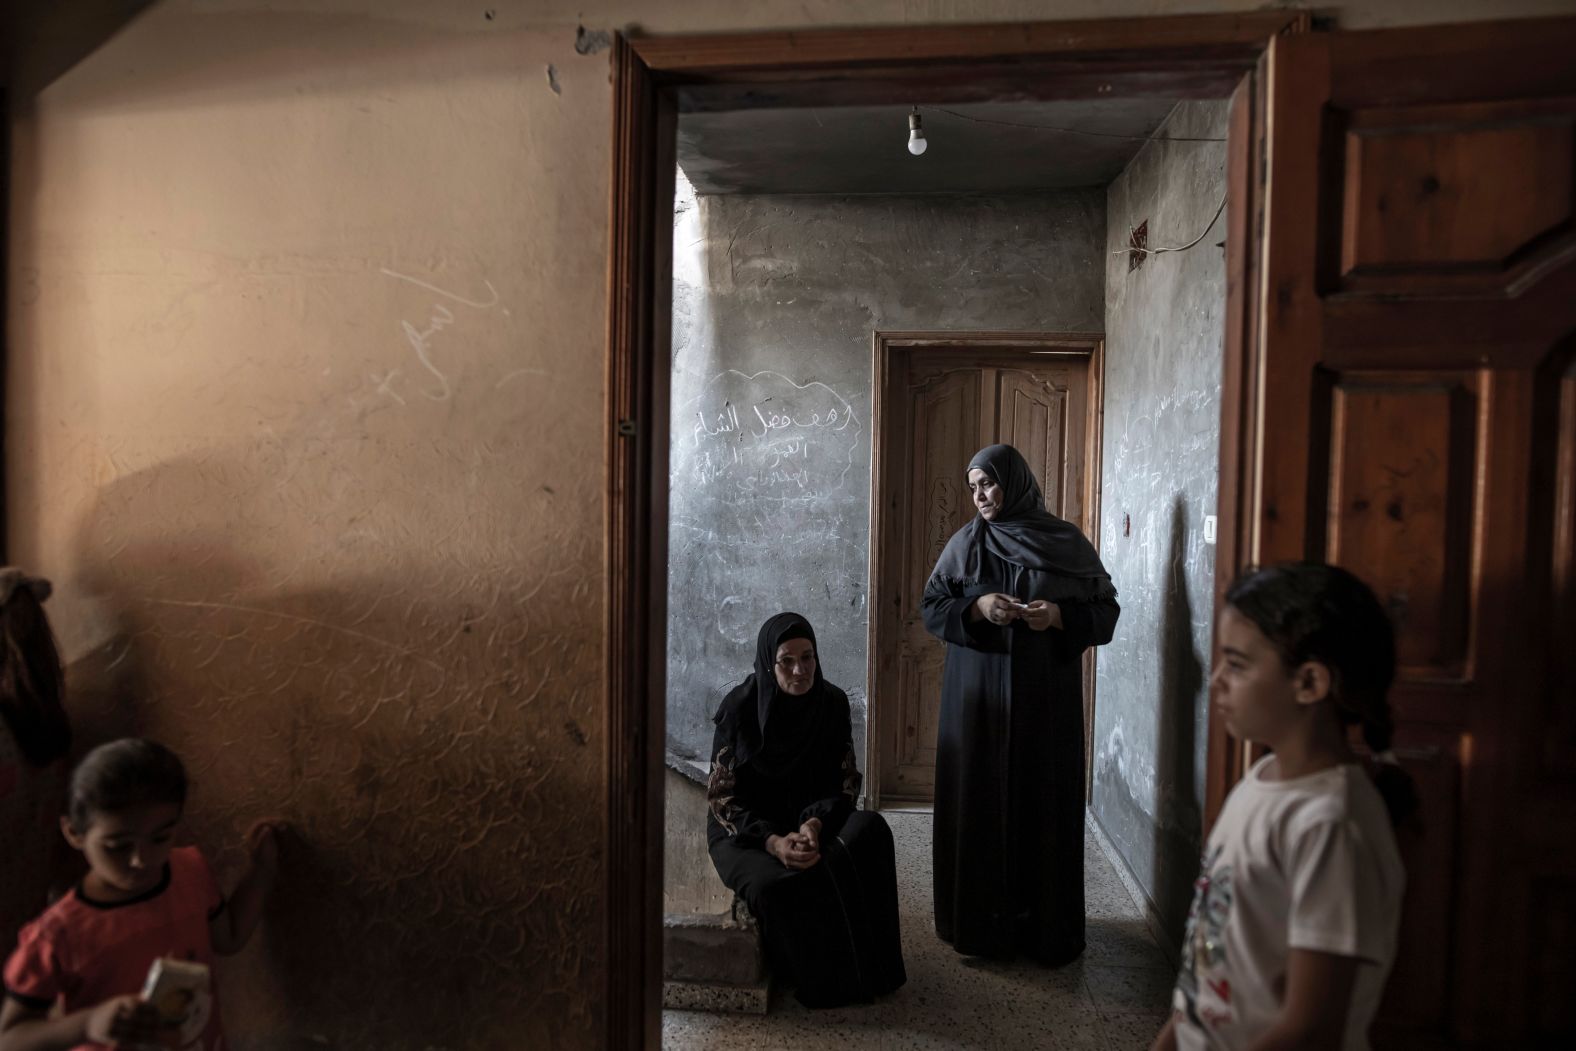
xmin=662 ymin=906 xmax=769 ymax=1014
xmin=662 ymin=978 xmax=770 ymax=1015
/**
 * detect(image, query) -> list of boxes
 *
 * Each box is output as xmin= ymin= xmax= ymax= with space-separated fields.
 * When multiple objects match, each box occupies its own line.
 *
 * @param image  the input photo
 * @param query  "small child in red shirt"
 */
xmin=0 ymin=739 xmax=284 ymax=1051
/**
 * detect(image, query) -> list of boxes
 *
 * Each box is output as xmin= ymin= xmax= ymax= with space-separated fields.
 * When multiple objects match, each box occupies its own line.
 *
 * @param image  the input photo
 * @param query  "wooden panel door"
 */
xmin=1218 ymin=18 xmax=1576 ymax=1047
xmin=878 ymin=349 xmax=1091 ymax=804
xmin=999 ymin=366 xmax=1087 ymax=528
xmin=888 ymin=362 xmax=981 ymax=801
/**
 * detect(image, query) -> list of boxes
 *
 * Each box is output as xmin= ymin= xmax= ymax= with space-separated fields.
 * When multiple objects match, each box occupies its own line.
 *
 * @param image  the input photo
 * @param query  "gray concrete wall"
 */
xmin=666 ymin=180 xmax=1105 ymax=773
xmin=1091 ymin=101 xmax=1229 ymax=945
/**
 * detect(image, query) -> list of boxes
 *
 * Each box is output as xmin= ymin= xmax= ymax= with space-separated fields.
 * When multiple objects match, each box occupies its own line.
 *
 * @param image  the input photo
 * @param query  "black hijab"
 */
xmin=930 ymin=443 xmax=1111 ymax=585
xmin=713 ymin=612 xmax=829 ymax=772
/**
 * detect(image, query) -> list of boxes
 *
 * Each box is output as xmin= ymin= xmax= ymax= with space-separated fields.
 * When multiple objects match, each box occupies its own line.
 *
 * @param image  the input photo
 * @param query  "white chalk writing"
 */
xmin=679 ymin=369 xmax=861 ymax=507
xmin=381 ymin=268 xmax=503 ymax=402
xmin=402 ymin=304 xmax=456 ymax=400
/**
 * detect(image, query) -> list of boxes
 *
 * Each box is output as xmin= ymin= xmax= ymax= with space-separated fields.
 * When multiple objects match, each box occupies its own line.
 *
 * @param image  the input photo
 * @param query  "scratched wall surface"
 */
xmin=666 ymin=176 xmax=1105 ymax=774
xmin=5 ymin=1 xmax=1568 ymax=1047
xmin=1091 ymin=101 xmax=1229 ymax=945
xmin=4 ymin=6 xmax=608 ymax=1048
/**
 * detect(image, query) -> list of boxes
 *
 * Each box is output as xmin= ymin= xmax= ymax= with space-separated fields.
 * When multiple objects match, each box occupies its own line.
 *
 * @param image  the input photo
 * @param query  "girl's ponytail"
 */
xmin=1352 ymin=688 xmax=1419 ymax=829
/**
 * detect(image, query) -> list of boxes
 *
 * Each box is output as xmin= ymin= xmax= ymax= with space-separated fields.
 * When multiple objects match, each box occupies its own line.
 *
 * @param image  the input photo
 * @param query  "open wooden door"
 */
xmin=1214 ymin=17 xmax=1576 ymax=1048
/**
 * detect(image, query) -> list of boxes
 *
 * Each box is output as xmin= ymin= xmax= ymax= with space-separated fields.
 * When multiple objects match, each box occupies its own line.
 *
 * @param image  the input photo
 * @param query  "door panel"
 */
xmin=1000 ymin=368 xmax=1078 ymax=523
xmin=994 ymin=363 xmax=1087 ymax=526
xmin=1337 ymin=100 xmax=1575 ymax=295
xmin=1221 ymin=20 xmax=1576 ymax=1046
xmin=891 ymin=365 xmax=981 ymax=796
xmin=1377 ymin=723 xmax=1460 ymax=1027
xmin=1328 ymin=100 xmax=1576 ymax=300
xmin=1326 ymin=375 xmax=1476 ymax=677
xmin=878 ymin=348 xmax=1091 ymax=804
xmin=1324 ymin=372 xmax=1478 ymax=1028
xmin=1542 ymin=361 xmax=1576 ymax=783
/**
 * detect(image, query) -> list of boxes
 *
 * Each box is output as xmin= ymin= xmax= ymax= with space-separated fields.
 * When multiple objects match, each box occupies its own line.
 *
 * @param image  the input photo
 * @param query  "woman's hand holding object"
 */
xmin=1020 ymin=600 xmax=1063 ymax=632
xmin=971 ymin=593 xmax=1024 ymax=626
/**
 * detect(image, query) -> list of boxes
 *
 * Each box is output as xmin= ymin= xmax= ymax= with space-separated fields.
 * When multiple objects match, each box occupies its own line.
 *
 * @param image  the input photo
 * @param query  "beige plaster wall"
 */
xmin=6 ymin=9 xmax=610 ymax=1049
xmin=6 ymin=1 xmax=1568 ymax=1047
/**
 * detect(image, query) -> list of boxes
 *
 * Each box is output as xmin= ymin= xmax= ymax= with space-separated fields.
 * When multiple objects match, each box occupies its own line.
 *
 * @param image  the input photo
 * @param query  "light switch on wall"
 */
xmin=1204 ymin=515 xmax=1217 ymax=545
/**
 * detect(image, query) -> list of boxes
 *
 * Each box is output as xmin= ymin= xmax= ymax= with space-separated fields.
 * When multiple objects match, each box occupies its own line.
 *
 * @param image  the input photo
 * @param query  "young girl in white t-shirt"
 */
xmin=1151 ymin=562 xmax=1416 ymax=1051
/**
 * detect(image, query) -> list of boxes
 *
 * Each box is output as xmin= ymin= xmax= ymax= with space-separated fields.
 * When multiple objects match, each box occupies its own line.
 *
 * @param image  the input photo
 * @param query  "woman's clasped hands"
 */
xmin=768 ymin=816 xmax=823 ymax=870
xmin=970 ymin=593 xmax=1063 ymax=631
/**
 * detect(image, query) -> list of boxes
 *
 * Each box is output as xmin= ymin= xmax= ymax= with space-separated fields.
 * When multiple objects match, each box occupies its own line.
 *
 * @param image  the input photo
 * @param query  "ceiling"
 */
xmin=676 ymin=98 xmax=1181 ymax=196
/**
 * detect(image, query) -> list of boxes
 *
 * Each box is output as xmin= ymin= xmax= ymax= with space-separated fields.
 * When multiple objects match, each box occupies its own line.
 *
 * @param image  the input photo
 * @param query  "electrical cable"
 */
xmin=1116 ymin=192 xmax=1228 ymax=259
xmin=926 ymin=105 xmax=1227 ymax=142
xmin=920 ymin=103 xmax=1229 ymax=258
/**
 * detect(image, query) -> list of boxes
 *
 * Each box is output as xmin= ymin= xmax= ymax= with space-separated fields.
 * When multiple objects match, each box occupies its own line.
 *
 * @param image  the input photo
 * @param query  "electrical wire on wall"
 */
xmin=919 ymin=105 xmax=1228 ymax=262
xmin=924 ymin=106 xmax=1227 ymax=143
xmin=1116 ymin=193 xmax=1228 ymax=261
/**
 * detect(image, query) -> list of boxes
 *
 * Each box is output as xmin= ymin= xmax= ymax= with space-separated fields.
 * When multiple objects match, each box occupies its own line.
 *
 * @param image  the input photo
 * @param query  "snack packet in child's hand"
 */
xmin=137 ymin=958 xmax=210 ymax=1049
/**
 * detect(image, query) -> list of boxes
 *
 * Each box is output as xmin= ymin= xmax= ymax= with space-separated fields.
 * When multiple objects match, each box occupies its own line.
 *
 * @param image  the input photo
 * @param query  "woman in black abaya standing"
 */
xmin=706 ymin=612 xmax=907 ymax=1007
xmin=923 ymin=444 xmax=1119 ymax=965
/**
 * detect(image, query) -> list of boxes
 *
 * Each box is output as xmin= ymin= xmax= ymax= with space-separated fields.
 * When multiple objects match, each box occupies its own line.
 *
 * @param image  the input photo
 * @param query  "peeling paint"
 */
xmin=546 ymin=63 xmax=562 ymax=95
xmin=574 ymin=25 xmax=612 ymax=55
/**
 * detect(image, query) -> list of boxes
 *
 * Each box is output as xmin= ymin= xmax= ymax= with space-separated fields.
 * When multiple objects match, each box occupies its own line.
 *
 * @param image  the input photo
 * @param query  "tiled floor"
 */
xmin=663 ymin=810 xmax=1177 ymax=1050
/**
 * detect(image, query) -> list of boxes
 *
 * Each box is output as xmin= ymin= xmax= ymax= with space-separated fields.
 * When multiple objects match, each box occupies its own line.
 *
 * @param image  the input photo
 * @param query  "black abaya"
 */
xmin=923 ymin=446 xmax=1119 ymax=964
xmin=706 ymin=614 xmax=906 ymax=1007
xmin=708 ymin=810 xmax=902 ymax=1007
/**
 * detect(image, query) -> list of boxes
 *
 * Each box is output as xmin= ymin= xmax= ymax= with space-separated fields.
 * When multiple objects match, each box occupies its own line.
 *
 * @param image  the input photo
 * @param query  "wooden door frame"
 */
xmin=606 ymin=11 xmax=1305 ymax=1046
xmin=866 ymin=331 xmax=1105 ymax=810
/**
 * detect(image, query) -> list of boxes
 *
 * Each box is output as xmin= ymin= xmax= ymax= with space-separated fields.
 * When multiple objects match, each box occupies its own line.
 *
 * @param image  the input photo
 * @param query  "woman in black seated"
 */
xmin=706 ymin=612 xmax=906 ymax=1008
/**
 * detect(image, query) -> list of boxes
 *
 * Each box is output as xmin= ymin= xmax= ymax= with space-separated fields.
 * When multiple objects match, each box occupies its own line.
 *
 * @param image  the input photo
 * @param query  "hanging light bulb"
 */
xmin=907 ymin=108 xmax=928 ymax=156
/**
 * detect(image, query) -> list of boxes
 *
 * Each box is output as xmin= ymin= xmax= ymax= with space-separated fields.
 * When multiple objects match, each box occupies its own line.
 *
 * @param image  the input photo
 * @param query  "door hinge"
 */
xmin=616 ymin=418 xmax=638 ymax=437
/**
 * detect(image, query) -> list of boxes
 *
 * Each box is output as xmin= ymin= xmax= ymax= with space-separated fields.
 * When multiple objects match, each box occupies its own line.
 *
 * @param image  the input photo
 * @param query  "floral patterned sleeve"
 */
xmin=707 ymin=728 xmax=777 ymax=848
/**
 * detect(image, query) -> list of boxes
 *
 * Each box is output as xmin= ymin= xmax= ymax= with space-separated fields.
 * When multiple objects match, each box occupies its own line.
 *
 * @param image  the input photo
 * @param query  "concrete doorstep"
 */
xmin=662 ymin=906 xmax=770 ymax=1015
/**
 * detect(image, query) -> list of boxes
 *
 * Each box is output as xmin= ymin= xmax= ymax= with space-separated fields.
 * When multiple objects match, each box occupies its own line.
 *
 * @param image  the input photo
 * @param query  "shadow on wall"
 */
xmin=5 ymin=5 xmax=604 ymax=111
xmin=1151 ymin=492 xmax=1205 ymax=944
xmin=3 ymin=1 xmax=162 ymax=100
xmin=60 ymin=451 xmax=603 ymax=1049
xmin=4 ymin=7 xmax=613 ymax=1046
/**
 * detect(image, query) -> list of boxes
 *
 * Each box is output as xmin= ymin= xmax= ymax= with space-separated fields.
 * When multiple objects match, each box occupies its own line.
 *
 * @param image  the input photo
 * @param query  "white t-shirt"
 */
xmin=1173 ymin=755 xmax=1405 ymax=1050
